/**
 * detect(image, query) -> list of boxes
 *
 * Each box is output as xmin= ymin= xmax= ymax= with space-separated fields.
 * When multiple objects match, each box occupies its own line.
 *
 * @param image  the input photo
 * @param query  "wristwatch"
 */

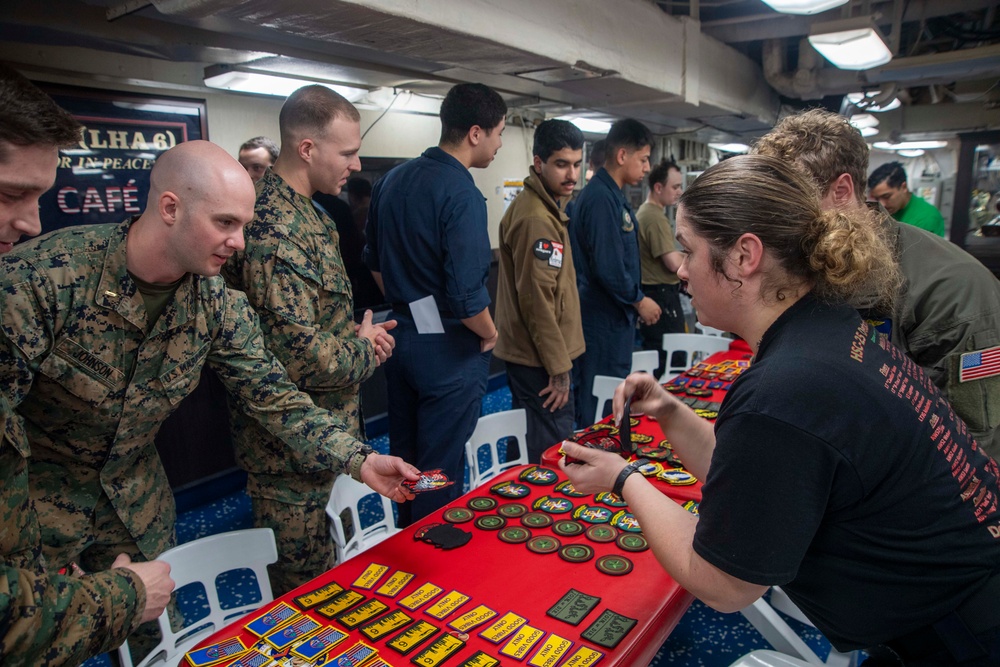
xmin=348 ymin=444 xmax=374 ymax=480
xmin=612 ymin=458 xmax=649 ymax=498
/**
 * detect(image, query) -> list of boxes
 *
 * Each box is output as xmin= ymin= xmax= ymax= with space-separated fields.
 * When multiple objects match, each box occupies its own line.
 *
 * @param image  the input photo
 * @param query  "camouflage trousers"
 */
xmin=36 ymin=491 xmax=179 ymax=666
xmin=249 ymin=470 xmax=337 ymax=598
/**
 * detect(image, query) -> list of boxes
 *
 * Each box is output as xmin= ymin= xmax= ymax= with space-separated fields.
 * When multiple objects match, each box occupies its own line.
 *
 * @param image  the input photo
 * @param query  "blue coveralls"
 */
xmin=363 ymin=147 xmax=492 ymax=525
xmin=569 ymin=167 xmax=644 ymax=426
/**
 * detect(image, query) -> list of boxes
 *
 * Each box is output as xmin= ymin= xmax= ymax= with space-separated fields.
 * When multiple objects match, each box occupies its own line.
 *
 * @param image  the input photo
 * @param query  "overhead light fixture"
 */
xmin=760 ymin=0 xmax=848 ymax=14
xmin=873 ymin=140 xmax=948 ymax=151
xmin=846 ymin=91 xmax=901 ymax=112
xmin=859 ymin=126 xmax=879 ymax=138
xmin=557 ymin=116 xmax=612 ymax=134
xmin=708 ymin=143 xmax=750 ymax=154
xmin=848 ymin=114 xmax=879 ymax=130
xmin=896 ymin=149 xmax=926 ymax=158
xmin=204 ymin=64 xmax=370 ymax=101
xmin=808 ymin=16 xmax=893 ymax=70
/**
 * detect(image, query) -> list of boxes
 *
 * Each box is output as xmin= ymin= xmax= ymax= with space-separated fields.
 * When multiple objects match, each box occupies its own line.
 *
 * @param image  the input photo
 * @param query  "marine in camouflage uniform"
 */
xmin=0 ymin=217 xmax=372 ymax=603
xmin=1 ymin=395 xmax=145 ymax=666
xmin=223 ymin=169 xmax=378 ymax=595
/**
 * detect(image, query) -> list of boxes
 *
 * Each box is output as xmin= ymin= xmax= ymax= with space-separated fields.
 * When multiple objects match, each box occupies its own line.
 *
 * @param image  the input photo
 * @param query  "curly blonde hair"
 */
xmin=679 ymin=155 xmax=901 ymax=309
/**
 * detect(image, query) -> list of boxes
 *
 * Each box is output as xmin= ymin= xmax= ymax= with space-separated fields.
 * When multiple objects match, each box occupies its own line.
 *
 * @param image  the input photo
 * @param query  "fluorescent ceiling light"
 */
xmin=557 ymin=117 xmax=612 ymax=134
xmin=808 ymin=17 xmax=893 ymax=70
xmin=204 ymin=65 xmax=370 ymax=101
xmin=849 ymin=114 xmax=879 ymax=129
xmin=859 ymin=126 xmax=879 ymax=137
xmin=896 ymin=149 xmax=926 ymax=157
xmin=708 ymin=143 xmax=750 ymax=153
xmin=846 ymin=92 xmax=901 ymax=112
xmin=761 ymin=0 xmax=848 ymax=14
xmin=873 ymin=140 xmax=948 ymax=151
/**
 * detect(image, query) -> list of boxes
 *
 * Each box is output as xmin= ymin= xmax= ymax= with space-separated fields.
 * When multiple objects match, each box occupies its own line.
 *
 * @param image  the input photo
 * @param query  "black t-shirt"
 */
xmin=693 ymin=293 xmax=1000 ymax=651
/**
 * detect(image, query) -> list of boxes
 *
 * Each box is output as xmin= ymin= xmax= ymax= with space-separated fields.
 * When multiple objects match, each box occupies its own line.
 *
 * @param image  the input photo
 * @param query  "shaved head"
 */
xmin=149 ymin=139 xmax=255 ymax=209
xmin=131 ymin=140 xmax=256 ymax=283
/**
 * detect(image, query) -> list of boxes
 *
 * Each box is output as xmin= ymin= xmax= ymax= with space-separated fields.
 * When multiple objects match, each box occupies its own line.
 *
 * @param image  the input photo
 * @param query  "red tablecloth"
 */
xmin=541 ymin=343 xmax=753 ymax=504
xmin=181 ymin=465 xmax=694 ymax=666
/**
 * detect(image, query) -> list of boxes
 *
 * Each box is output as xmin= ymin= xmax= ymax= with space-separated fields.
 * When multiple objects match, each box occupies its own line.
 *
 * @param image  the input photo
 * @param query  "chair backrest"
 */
xmin=591 ymin=375 xmax=625 ymax=424
xmin=326 ymin=474 xmax=399 ymax=562
xmin=739 ymin=595 xmax=858 ymax=667
xmin=659 ymin=333 xmax=731 ymax=382
xmin=630 ymin=350 xmax=659 ymax=376
xmin=727 ymin=650 xmax=821 ymax=667
xmin=118 ymin=528 xmax=278 ymax=667
xmin=465 ymin=409 xmax=528 ymax=489
xmin=695 ymin=321 xmax=728 ymax=337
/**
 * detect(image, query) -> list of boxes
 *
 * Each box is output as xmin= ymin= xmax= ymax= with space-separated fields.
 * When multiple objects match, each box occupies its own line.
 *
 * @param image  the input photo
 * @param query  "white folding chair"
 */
xmin=739 ymin=594 xmax=859 ymax=667
xmin=695 ymin=320 xmax=728 ymax=337
xmin=118 ymin=528 xmax=278 ymax=667
xmin=728 ymin=650 xmax=820 ymax=667
xmin=326 ymin=474 xmax=399 ymax=562
xmin=659 ymin=333 xmax=731 ymax=381
xmin=591 ymin=375 xmax=625 ymax=424
xmin=630 ymin=349 xmax=659 ymax=376
xmin=465 ymin=409 xmax=528 ymax=489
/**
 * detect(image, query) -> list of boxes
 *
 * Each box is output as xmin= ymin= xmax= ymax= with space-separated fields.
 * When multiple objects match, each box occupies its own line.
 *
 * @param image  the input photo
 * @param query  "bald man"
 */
xmin=0 ymin=140 xmax=419 ymax=654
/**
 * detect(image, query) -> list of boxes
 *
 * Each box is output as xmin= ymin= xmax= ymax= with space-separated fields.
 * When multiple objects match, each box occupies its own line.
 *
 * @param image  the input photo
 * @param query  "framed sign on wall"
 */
xmin=36 ymin=83 xmax=207 ymax=233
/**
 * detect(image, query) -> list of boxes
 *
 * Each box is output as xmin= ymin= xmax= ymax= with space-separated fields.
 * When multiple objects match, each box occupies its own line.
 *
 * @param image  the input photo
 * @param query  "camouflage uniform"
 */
xmin=0 ymin=395 xmax=145 ymax=665
xmin=223 ymin=170 xmax=377 ymax=595
xmin=0 ymin=218 xmax=370 ymax=588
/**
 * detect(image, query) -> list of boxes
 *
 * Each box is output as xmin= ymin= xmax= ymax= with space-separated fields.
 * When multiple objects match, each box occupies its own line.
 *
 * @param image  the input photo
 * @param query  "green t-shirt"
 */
xmin=636 ymin=202 xmax=680 ymax=285
xmin=894 ymin=194 xmax=945 ymax=237
xmin=128 ymin=271 xmax=183 ymax=332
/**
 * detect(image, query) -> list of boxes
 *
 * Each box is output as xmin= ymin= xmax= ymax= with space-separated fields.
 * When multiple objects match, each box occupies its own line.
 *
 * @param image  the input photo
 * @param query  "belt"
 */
xmin=874 ymin=571 xmax=1000 ymax=663
xmin=390 ymin=302 xmax=455 ymax=319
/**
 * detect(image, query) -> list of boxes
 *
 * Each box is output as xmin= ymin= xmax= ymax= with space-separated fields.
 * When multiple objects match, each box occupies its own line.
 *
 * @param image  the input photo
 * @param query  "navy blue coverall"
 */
xmin=364 ymin=147 xmax=492 ymax=524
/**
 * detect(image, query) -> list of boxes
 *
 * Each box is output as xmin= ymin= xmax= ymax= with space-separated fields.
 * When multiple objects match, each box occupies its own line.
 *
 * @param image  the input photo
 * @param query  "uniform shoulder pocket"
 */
xmin=0 ymin=281 xmax=49 ymax=361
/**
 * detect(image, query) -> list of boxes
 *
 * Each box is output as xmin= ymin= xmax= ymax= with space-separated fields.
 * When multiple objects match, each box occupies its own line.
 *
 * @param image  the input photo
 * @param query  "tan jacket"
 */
xmin=494 ymin=170 xmax=585 ymax=375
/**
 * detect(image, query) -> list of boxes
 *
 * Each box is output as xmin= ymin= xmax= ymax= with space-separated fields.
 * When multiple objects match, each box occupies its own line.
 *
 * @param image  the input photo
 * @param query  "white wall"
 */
xmin=2 ymin=43 xmax=533 ymax=247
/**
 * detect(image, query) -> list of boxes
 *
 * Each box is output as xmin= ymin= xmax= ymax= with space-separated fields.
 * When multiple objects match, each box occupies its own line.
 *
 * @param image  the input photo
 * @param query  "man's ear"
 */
xmin=159 ymin=191 xmax=179 ymax=226
xmin=468 ymin=125 xmax=483 ymax=148
xmin=532 ymin=154 xmax=544 ymax=172
xmin=297 ymin=138 xmax=315 ymax=163
xmin=827 ymin=172 xmax=856 ymax=208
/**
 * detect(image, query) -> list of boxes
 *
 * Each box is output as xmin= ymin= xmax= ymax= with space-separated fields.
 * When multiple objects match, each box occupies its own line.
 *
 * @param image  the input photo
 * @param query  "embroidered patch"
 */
xmin=960 ymin=346 xmax=1000 ymax=382
xmin=581 ymin=609 xmax=637 ymax=648
xmin=547 ymin=589 xmax=600 ymax=625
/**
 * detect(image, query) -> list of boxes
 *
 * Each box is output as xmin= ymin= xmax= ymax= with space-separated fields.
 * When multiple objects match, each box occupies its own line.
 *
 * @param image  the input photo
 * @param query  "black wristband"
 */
xmin=612 ymin=458 xmax=649 ymax=498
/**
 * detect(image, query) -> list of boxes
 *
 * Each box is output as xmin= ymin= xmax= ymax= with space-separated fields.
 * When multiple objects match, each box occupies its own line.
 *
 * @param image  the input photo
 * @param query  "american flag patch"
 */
xmin=960 ymin=346 xmax=1000 ymax=383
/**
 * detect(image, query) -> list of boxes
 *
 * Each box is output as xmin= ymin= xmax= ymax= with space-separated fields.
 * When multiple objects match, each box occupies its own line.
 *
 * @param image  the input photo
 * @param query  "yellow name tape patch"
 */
xmin=424 ymin=590 xmax=470 ymax=620
xmin=500 ymin=625 xmax=544 ymax=660
xmin=376 ymin=570 xmax=415 ymax=597
xmin=562 ymin=646 xmax=605 ymax=667
xmin=447 ymin=605 xmax=498 ymax=632
xmin=528 ymin=633 xmax=573 ymax=667
xmin=352 ymin=562 xmax=390 ymax=590
xmin=478 ymin=611 xmax=528 ymax=644
xmin=398 ymin=583 xmax=444 ymax=611
xmin=411 ymin=633 xmax=466 ymax=667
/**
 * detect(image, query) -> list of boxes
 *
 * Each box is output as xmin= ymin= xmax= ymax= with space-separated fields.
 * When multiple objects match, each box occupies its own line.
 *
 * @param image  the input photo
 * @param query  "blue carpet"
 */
xmin=83 ymin=384 xmax=843 ymax=667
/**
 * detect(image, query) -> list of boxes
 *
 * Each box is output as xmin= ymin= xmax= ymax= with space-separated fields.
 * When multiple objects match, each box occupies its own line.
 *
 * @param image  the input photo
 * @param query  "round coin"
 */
xmin=596 ymin=554 xmax=634 ymax=576
xmin=490 ymin=481 xmax=531 ymax=499
xmin=474 ymin=515 xmax=507 ymax=531
xmin=518 ymin=466 xmax=559 ymax=485
xmin=497 ymin=502 xmax=529 ymax=518
xmin=585 ymin=524 xmax=619 ymax=543
xmin=552 ymin=520 xmax=585 ymax=537
xmin=526 ymin=535 xmax=561 ymax=554
xmin=572 ymin=504 xmax=613 ymax=524
xmin=532 ymin=496 xmax=574 ymax=514
xmin=520 ymin=512 xmax=553 ymax=528
xmin=558 ymin=543 xmax=595 ymax=563
xmin=616 ymin=534 xmax=649 ymax=552
xmin=467 ymin=496 xmax=498 ymax=512
xmin=555 ymin=480 xmax=587 ymax=498
xmin=498 ymin=526 xmax=531 ymax=544
xmin=610 ymin=509 xmax=642 ymax=533
xmin=443 ymin=507 xmax=474 ymax=524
